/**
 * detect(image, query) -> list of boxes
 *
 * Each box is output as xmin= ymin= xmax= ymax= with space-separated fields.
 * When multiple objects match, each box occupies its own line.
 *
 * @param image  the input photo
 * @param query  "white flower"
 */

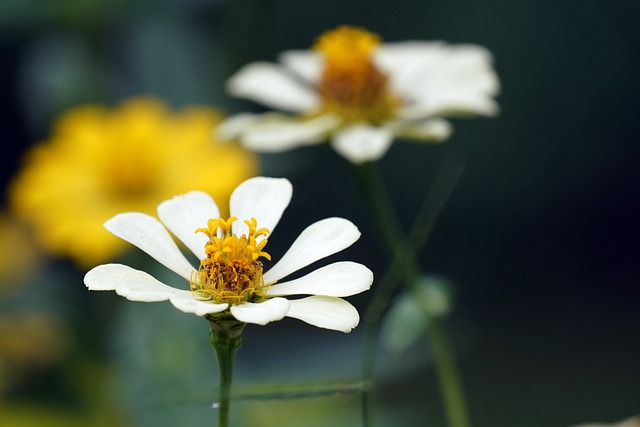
xmin=84 ymin=177 xmax=372 ymax=332
xmin=219 ymin=25 xmax=500 ymax=164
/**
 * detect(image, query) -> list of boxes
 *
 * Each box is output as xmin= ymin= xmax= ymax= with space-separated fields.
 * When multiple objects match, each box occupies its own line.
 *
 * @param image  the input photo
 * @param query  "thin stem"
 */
xmin=353 ymin=162 xmax=405 ymax=256
xmin=209 ymin=318 xmax=246 ymax=427
xmin=361 ymin=247 xmax=413 ymax=426
xmin=429 ymin=318 xmax=470 ymax=427
xmin=354 ymin=162 xmax=404 ymax=427
xmin=356 ymin=153 xmax=468 ymax=427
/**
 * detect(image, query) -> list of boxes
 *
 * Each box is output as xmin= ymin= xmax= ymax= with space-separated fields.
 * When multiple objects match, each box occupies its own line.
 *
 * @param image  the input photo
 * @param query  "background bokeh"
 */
xmin=1 ymin=0 xmax=639 ymax=426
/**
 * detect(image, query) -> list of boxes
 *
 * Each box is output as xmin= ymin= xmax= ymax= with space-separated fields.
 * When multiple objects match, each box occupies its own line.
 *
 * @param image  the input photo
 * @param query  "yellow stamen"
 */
xmin=313 ymin=26 xmax=399 ymax=123
xmin=191 ymin=217 xmax=271 ymax=305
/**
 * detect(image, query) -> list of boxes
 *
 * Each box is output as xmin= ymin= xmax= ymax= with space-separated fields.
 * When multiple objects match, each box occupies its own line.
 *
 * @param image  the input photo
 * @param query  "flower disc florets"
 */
xmin=313 ymin=26 xmax=399 ymax=123
xmin=191 ymin=217 xmax=271 ymax=305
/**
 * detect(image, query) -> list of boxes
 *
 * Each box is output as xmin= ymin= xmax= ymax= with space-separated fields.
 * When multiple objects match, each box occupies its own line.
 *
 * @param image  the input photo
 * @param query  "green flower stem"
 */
xmin=209 ymin=318 xmax=246 ymax=427
xmin=354 ymin=154 xmax=469 ymax=427
xmin=429 ymin=317 xmax=470 ymax=427
xmin=230 ymin=378 xmax=366 ymax=400
xmin=361 ymin=239 xmax=415 ymax=426
xmin=353 ymin=162 xmax=410 ymax=258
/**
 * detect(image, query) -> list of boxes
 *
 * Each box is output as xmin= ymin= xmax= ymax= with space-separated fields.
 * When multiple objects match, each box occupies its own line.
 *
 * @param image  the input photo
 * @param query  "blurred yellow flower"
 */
xmin=9 ymin=97 xmax=258 ymax=267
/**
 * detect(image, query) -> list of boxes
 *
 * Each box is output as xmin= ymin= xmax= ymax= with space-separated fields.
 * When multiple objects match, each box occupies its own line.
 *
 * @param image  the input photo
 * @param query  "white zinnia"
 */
xmin=218 ymin=26 xmax=500 ymax=164
xmin=84 ymin=177 xmax=372 ymax=332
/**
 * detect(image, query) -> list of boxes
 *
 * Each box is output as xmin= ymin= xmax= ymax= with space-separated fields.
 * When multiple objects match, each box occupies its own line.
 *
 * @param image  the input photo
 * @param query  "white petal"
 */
xmin=263 ymin=217 xmax=361 ymax=284
xmin=216 ymin=112 xmax=262 ymax=141
xmin=169 ymin=294 xmax=229 ymax=316
xmin=229 ymin=177 xmax=292 ymax=240
xmin=286 ymin=296 xmax=360 ymax=332
xmin=396 ymin=44 xmax=500 ymax=119
xmin=401 ymin=93 xmax=499 ymax=119
xmin=84 ymin=264 xmax=118 ymax=291
xmin=229 ymin=298 xmax=290 ymax=325
xmin=425 ymin=44 xmax=499 ymax=95
xmin=157 ymin=191 xmax=219 ymax=260
xmin=84 ymin=263 xmax=185 ymax=302
xmin=227 ymin=62 xmax=320 ymax=113
xmin=104 ymin=213 xmax=195 ymax=281
xmin=381 ymin=42 xmax=497 ymax=95
xmin=278 ymin=49 xmax=323 ymax=83
xmin=331 ymin=124 xmax=394 ymax=164
xmin=385 ymin=118 xmax=452 ymax=141
xmin=375 ymin=41 xmax=448 ymax=95
xmin=239 ymin=114 xmax=340 ymax=152
xmin=266 ymin=261 xmax=373 ymax=297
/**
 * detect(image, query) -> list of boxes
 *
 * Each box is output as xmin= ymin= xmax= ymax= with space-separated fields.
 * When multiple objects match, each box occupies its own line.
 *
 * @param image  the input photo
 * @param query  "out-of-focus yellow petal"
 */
xmin=9 ymin=97 xmax=258 ymax=267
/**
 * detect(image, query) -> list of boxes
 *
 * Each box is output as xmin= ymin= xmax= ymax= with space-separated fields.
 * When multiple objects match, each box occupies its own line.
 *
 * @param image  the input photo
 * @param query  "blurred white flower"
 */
xmin=220 ymin=25 xmax=500 ymax=164
xmin=84 ymin=177 xmax=372 ymax=332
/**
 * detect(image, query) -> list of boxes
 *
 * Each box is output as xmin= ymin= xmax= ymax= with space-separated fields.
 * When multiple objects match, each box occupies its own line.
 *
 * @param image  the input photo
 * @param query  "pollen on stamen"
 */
xmin=191 ymin=216 xmax=271 ymax=305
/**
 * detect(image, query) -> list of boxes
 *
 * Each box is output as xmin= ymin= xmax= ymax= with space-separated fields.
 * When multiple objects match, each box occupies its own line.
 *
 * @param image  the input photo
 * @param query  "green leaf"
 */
xmin=380 ymin=275 xmax=454 ymax=353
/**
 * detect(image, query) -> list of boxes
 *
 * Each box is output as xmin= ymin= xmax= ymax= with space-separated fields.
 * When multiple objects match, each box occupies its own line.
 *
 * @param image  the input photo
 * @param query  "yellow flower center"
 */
xmin=191 ymin=217 xmax=271 ymax=305
xmin=102 ymin=139 xmax=160 ymax=197
xmin=313 ymin=26 xmax=399 ymax=123
xmin=97 ymin=103 xmax=165 ymax=197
